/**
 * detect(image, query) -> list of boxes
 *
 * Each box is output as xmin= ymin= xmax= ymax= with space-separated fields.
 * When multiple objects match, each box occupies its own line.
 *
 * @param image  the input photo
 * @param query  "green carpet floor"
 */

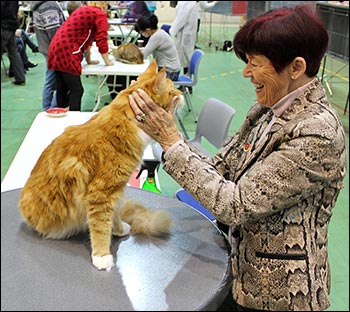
xmin=1 ymin=25 xmax=349 ymax=311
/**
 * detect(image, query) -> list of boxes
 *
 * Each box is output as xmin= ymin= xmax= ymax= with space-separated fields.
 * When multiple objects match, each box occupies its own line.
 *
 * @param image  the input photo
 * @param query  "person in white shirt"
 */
xmin=169 ymin=1 xmax=198 ymax=77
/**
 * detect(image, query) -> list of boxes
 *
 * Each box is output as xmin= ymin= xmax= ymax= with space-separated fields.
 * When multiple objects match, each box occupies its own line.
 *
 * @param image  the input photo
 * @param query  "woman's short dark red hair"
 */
xmin=233 ymin=5 xmax=328 ymax=77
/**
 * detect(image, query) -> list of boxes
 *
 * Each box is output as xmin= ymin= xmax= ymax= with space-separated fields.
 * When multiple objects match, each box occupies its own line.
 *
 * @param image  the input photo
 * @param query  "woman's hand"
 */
xmin=104 ymin=59 xmax=114 ymax=66
xmin=85 ymin=46 xmax=101 ymax=65
xmin=87 ymin=60 xmax=100 ymax=65
xmin=129 ymin=89 xmax=182 ymax=152
xmin=101 ymin=53 xmax=114 ymax=66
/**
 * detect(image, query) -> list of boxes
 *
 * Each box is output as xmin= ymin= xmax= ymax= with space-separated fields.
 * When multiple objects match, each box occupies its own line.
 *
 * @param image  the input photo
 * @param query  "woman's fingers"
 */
xmin=129 ymin=94 xmax=144 ymax=117
xmin=129 ymin=88 xmax=176 ymax=124
xmin=135 ymin=89 xmax=157 ymax=113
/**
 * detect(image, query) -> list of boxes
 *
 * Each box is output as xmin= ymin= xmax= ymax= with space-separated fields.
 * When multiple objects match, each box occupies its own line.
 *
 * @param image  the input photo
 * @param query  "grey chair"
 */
xmin=174 ymin=98 xmax=235 ymax=231
xmin=188 ymin=97 xmax=236 ymax=156
xmin=152 ymin=97 xmax=236 ymax=160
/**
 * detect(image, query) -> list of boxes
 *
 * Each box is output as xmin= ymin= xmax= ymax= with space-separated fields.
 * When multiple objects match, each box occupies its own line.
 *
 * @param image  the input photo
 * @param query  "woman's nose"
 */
xmin=242 ymin=64 xmax=252 ymax=78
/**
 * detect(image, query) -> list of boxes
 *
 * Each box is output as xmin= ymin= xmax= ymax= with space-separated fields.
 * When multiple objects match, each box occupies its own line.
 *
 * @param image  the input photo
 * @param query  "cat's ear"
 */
xmin=154 ymin=69 xmax=167 ymax=92
xmin=144 ymin=59 xmax=158 ymax=75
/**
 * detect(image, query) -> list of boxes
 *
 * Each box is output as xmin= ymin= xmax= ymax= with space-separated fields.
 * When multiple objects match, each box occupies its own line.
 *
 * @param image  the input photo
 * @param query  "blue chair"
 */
xmin=158 ymin=28 xmax=204 ymax=137
xmin=160 ymin=24 xmax=171 ymax=34
xmin=176 ymin=188 xmax=230 ymax=238
xmin=159 ymin=98 xmax=236 ymax=224
xmin=173 ymin=49 xmax=205 ymax=126
xmin=175 ymin=188 xmax=216 ymax=222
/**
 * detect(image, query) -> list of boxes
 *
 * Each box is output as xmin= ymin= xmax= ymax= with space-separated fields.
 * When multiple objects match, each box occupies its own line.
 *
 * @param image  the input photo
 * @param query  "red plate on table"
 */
xmin=45 ymin=107 xmax=68 ymax=117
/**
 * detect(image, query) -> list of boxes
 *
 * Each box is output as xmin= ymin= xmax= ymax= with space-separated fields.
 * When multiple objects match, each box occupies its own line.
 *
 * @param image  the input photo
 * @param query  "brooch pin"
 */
xmin=243 ymin=143 xmax=251 ymax=152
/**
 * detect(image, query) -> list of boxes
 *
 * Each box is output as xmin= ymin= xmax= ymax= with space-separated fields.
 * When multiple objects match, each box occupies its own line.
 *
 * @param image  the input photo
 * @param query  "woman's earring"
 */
xmin=291 ymin=75 xmax=296 ymax=80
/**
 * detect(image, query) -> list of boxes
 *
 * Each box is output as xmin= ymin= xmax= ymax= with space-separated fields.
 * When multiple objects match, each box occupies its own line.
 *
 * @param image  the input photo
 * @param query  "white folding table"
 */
xmin=81 ymin=46 xmax=150 ymax=112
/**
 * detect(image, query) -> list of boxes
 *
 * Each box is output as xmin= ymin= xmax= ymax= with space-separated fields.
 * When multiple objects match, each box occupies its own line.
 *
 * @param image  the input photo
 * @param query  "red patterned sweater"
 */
xmin=48 ymin=5 xmax=109 ymax=76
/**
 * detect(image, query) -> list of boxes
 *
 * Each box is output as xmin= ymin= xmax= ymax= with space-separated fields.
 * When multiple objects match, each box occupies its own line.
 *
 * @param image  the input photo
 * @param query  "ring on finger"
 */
xmin=136 ymin=113 xmax=146 ymax=122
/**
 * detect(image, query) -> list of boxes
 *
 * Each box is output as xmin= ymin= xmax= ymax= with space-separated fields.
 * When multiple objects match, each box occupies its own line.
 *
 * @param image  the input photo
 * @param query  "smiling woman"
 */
xmin=233 ymin=5 xmax=328 ymax=108
xmin=128 ymin=4 xmax=347 ymax=311
xmin=242 ymin=53 xmax=309 ymax=107
xmin=1 ymin=8 xmax=348 ymax=310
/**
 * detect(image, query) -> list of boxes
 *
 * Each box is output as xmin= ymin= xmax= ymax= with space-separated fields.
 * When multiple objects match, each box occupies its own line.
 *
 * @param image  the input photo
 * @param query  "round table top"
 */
xmin=1 ymin=187 xmax=232 ymax=311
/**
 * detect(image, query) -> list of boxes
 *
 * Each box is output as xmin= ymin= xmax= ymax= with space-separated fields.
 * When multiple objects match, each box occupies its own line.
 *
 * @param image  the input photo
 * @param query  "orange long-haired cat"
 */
xmin=19 ymin=60 xmax=182 ymax=271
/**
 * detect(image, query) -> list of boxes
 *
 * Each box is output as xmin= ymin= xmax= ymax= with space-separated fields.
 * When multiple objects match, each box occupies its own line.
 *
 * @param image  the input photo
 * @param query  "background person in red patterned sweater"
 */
xmin=48 ymin=1 xmax=113 ymax=111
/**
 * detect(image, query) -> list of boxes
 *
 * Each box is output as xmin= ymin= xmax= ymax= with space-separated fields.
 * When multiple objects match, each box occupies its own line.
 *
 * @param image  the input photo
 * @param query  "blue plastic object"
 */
xmin=175 ymin=189 xmax=215 ymax=221
xmin=161 ymin=24 xmax=171 ymax=34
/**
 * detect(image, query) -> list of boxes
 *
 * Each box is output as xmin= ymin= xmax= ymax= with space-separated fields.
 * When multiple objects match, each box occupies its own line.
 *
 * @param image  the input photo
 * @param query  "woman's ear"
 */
xmin=290 ymin=57 xmax=306 ymax=80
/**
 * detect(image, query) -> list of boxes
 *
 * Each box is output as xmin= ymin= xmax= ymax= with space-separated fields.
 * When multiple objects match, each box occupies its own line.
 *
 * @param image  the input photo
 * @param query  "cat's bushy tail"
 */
xmin=120 ymin=199 xmax=172 ymax=236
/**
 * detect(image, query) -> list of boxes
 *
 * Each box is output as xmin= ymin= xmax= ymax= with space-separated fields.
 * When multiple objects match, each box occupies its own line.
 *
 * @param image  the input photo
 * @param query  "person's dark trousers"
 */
xmin=20 ymin=29 xmax=38 ymax=52
xmin=1 ymin=29 xmax=25 ymax=82
xmin=158 ymin=67 xmax=179 ymax=81
xmin=9 ymin=34 xmax=37 ymax=75
xmin=217 ymin=291 xmax=266 ymax=311
xmin=9 ymin=37 xmax=35 ymax=75
xmin=55 ymin=70 xmax=83 ymax=111
xmin=15 ymin=37 xmax=29 ymax=66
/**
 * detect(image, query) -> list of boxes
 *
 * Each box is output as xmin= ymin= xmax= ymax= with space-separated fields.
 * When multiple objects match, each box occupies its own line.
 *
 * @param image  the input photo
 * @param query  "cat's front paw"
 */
xmin=92 ymin=254 xmax=114 ymax=271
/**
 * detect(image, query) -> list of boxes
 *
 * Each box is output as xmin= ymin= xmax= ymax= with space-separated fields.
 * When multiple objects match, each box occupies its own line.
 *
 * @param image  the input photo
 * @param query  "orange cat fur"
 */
xmin=19 ymin=60 xmax=182 ymax=271
xmin=111 ymin=42 xmax=144 ymax=64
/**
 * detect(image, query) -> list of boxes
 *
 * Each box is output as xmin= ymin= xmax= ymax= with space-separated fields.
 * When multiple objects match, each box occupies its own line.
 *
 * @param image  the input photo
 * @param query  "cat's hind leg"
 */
xmin=113 ymin=221 xmax=131 ymax=236
xmin=112 ymin=211 xmax=131 ymax=237
xmin=111 ymin=198 xmax=130 ymax=236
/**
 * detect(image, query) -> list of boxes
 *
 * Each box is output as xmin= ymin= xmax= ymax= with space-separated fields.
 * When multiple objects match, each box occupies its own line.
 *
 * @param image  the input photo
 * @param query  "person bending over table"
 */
xmin=129 ymin=5 xmax=346 ymax=311
xmin=48 ymin=1 xmax=113 ymax=111
xmin=107 ymin=13 xmax=181 ymax=100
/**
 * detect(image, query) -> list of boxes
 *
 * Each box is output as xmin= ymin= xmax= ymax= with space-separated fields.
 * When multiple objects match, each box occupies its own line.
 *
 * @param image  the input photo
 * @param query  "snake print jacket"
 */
xmin=162 ymin=79 xmax=346 ymax=311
